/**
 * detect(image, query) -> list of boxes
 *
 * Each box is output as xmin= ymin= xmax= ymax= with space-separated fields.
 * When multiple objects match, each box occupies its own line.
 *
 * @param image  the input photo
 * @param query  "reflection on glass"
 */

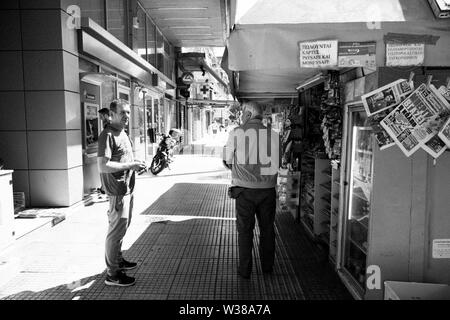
xmin=101 ymin=78 xmax=115 ymax=110
xmin=79 ymin=0 xmax=105 ymax=28
xmin=107 ymin=0 xmax=127 ymax=44
xmin=85 ymin=103 xmax=99 ymax=154
xmin=133 ymin=5 xmax=147 ymax=59
xmin=344 ymin=108 xmax=373 ymax=290
xmin=156 ymin=30 xmax=164 ymax=73
xmin=146 ymin=17 xmax=156 ymax=66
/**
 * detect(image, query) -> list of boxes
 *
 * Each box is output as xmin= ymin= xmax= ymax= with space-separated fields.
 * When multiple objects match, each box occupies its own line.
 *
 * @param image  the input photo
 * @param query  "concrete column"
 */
xmin=0 ymin=0 xmax=82 ymax=207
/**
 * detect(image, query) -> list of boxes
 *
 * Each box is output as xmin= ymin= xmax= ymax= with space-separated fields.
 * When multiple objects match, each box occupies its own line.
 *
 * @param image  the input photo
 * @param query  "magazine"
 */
xmin=366 ymin=108 xmax=395 ymax=150
xmin=380 ymin=83 xmax=450 ymax=157
xmin=438 ymin=116 xmax=450 ymax=148
xmin=422 ymin=135 xmax=447 ymax=158
xmin=438 ymin=85 xmax=450 ymax=102
xmin=361 ymin=79 xmax=414 ymax=117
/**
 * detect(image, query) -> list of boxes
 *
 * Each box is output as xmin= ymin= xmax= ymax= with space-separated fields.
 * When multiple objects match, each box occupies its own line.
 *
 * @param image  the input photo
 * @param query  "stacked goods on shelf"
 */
xmin=277 ymin=168 xmax=301 ymax=219
xmin=314 ymin=159 xmax=332 ymax=245
xmin=329 ymin=160 xmax=341 ymax=265
xmin=321 ymin=72 xmax=343 ymax=160
xmin=299 ymin=155 xmax=315 ymax=235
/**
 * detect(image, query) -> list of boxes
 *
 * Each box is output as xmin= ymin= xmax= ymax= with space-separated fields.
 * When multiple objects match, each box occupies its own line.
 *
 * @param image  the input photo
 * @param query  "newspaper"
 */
xmin=438 ymin=116 xmax=450 ymax=148
xmin=380 ymin=83 xmax=450 ymax=157
xmin=366 ymin=108 xmax=395 ymax=150
xmin=422 ymin=135 xmax=447 ymax=158
xmin=438 ymin=85 xmax=450 ymax=102
xmin=361 ymin=79 xmax=414 ymax=117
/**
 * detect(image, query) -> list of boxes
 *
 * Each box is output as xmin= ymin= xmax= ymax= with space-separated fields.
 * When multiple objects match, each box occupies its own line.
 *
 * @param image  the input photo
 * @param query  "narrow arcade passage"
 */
xmin=0 ymin=156 xmax=351 ymax=300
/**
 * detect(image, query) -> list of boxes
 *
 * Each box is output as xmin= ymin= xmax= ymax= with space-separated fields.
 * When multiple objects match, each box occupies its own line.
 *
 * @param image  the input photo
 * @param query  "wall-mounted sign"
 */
xmin=338 ymin=42 xmax=376 ymax=68
xmin=432 ymin=239 xmax=450 ymax=258
xmin=299 ymin=40 xmax=338 ymax=68
xmin=181 ymin=72 xmax=194 ymax=85
xmin=386 ymin=43 xmax=425 ymax=66
xmin=85 ymin=93 xmax=96 ymax=100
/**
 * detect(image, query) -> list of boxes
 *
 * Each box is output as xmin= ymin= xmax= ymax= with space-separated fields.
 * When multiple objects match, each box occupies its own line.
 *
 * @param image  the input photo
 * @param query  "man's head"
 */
xmin=98 ymin=108 xmax=110 ymax=123
xmin=109 ymin=99 xmax=130 ymax=130
xmin=240 ymin=101 xmax=263 ymax=124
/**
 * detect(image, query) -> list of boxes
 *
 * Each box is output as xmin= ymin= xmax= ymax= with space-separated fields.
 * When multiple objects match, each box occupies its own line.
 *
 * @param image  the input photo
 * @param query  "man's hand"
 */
xmin=130 ymin=160 xmax=147 ymax=172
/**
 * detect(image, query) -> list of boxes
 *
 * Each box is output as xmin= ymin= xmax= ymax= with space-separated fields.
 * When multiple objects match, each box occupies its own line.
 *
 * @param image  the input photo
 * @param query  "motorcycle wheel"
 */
xmin=150 ymin=153 xmax=166 ymax=175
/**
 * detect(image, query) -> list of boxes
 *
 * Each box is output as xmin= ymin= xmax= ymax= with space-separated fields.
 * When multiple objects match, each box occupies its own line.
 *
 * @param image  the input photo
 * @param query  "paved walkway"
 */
xmin=0 ymin=155 xmax=351 ymax=300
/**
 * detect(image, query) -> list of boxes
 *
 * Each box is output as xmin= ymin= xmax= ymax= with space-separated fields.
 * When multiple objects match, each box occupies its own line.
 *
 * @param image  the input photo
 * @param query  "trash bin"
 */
xmin=0 ymin=170 xmax=15 ymax=250
xmin=384 ymin=281 xmax=450 ymax=300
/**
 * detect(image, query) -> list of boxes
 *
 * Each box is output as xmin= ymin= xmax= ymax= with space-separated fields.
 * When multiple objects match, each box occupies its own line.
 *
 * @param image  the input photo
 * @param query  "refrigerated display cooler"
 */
xmin=337 ymin=102 xmax=373 ymax=299
xmin=336 ymin=100 xmax=450 ymax=300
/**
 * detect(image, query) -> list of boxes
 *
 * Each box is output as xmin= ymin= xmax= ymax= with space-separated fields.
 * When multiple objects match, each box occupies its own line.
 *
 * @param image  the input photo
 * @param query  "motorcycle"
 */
xmin=149 ymin=130 xmax=180 ymax=175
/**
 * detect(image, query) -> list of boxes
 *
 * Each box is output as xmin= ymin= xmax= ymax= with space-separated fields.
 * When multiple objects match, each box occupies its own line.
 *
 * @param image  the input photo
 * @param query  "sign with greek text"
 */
xmin=432 ymin=239 xmax=450 ymax=258
xmin=299 ymin=40 xmax=338 ymax=68
xmin=386 ymin=43 xmax=425 ymax=66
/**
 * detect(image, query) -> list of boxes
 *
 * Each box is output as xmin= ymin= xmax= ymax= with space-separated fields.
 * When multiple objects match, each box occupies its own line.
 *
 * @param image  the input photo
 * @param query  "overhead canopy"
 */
xmin=227 ymin=0 xmax=450 ymax=98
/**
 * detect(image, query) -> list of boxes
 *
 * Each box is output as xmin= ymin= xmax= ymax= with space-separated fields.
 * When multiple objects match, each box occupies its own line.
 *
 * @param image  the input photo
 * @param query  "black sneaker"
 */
xmin=105 ymin=271 xmax=135 ymax=287
xmin=119 ymin=259 xmax=138 ymax=271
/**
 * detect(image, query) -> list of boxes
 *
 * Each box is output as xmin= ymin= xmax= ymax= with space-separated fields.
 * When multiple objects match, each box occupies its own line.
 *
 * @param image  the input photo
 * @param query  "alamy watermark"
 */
xmin=66 ymin=5 xmax=81 ymax=30
xmin=223 ymin=128 xmax=279 ymax=176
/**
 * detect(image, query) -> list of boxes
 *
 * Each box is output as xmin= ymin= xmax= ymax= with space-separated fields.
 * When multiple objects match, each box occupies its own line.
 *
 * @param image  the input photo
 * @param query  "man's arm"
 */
xmin=97 ymin=157 xmax=145 ymax=173
xmin=222 ymin=130 xmax=236 ymax=170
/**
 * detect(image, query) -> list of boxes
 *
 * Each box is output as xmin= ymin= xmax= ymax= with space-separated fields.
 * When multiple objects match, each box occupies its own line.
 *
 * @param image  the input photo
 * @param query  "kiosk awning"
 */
xmin=226 ymin=0 xmax=450 ymax=98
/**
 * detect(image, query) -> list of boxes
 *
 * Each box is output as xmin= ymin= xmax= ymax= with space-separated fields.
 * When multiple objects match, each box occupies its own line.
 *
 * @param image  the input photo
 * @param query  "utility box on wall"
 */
xmin=0 ymin=170 xmax=15 ymax=251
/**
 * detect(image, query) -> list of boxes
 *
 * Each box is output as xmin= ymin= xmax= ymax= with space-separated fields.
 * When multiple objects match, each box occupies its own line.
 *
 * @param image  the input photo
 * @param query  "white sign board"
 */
xmin=386 ymin=43 xmax=425 ymax=66
xmin=432 ymin=239 xmax=450 ymax=258
xmin=299 ymin=40 xmax=338 ymax=68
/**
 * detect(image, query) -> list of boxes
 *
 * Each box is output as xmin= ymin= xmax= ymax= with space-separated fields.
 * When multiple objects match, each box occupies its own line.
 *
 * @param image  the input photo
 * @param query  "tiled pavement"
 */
xmin=0 ymin=156 xmax=352 ymax=300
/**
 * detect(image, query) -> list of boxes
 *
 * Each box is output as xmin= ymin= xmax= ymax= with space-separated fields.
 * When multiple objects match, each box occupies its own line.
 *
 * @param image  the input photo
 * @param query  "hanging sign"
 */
xmin=299 ymin=40 xmax=338 ymax=68
xmin=181 ymin=72 xmax=194 ymax=85
xmin=386 ymin=43 xmax=425 ymax=66
xmin=338 ymin=42 xmax=376 ymax=68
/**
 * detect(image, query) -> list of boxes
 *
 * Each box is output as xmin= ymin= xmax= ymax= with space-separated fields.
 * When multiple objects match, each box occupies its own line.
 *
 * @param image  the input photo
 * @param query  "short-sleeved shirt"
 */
xmin=97 ymin=125 xmax=135 ymax=196
xmin=224 ymin=119 xmax=279 ymax=189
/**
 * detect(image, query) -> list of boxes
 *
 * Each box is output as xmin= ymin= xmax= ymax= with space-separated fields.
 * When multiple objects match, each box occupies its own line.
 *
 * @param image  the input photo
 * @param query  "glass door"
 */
xmin=339 ymin=102 xmax=373 ymax=297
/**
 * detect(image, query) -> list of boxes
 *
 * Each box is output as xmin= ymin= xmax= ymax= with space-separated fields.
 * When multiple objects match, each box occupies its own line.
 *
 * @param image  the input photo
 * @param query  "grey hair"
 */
xmin=243 ymin=101 xmax=263 ymax=119
xmin=109 ymin=99 xmax=130 ymax=113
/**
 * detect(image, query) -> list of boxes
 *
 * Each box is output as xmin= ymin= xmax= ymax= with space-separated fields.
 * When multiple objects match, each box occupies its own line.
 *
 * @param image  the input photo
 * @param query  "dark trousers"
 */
xmin=235 ymin=187 xmax=276 ymax=276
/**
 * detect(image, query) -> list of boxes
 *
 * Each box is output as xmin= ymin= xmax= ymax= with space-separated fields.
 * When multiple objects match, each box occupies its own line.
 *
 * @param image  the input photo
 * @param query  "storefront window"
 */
xmin=79 ymin=58 xmax=98 ymax=73
xmin=100 ymin=68 xmax=116 ymax=110
xmin=146 ymin=17 xmax=156 ymax=66
xmin=169 ymin=101 xmax=177 ymax=129
xmin=77 ymin=0 xmax=105 ymax=28
xmin=107 ymin=0 xmax=127 ymax=45
xmin=133 ymin=5 xmax=147 ymax=60
xmin=159 ymin=97 xmax=166 ymax=134
xmin=156 ymin=29 xmax=164 ymax=73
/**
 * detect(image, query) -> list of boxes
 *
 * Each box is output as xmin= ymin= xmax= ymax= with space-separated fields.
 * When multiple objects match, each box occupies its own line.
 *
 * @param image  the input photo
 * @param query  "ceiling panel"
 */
xmin=140 ymin=0 xmax=227 ymax=47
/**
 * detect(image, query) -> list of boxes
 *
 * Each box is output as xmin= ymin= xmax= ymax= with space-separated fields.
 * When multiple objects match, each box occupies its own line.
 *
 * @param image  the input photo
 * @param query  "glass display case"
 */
xmin=339 ymin=102 xmax=374 ymax=297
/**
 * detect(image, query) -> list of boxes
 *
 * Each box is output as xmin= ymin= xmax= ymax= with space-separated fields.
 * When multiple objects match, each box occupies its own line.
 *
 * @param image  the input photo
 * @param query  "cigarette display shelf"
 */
xmin=300 ymin=157 xmax=332 ymax=244
xmin=329 ymin=161 xmax=341 ymax=266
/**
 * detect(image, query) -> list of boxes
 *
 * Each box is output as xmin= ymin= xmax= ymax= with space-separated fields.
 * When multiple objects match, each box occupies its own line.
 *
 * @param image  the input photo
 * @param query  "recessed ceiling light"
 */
xmin=168 ymin=26 xmax=211 ymax=29
xmin=181 ymin=39 xmax=217 ymax=41
xmin=175 ymin=34 xmax=214 ymax=36
xmin=148 ymin=7 xmax=208 ymax=10
xmin=161 ymin=17 xmax=210 ymax=20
